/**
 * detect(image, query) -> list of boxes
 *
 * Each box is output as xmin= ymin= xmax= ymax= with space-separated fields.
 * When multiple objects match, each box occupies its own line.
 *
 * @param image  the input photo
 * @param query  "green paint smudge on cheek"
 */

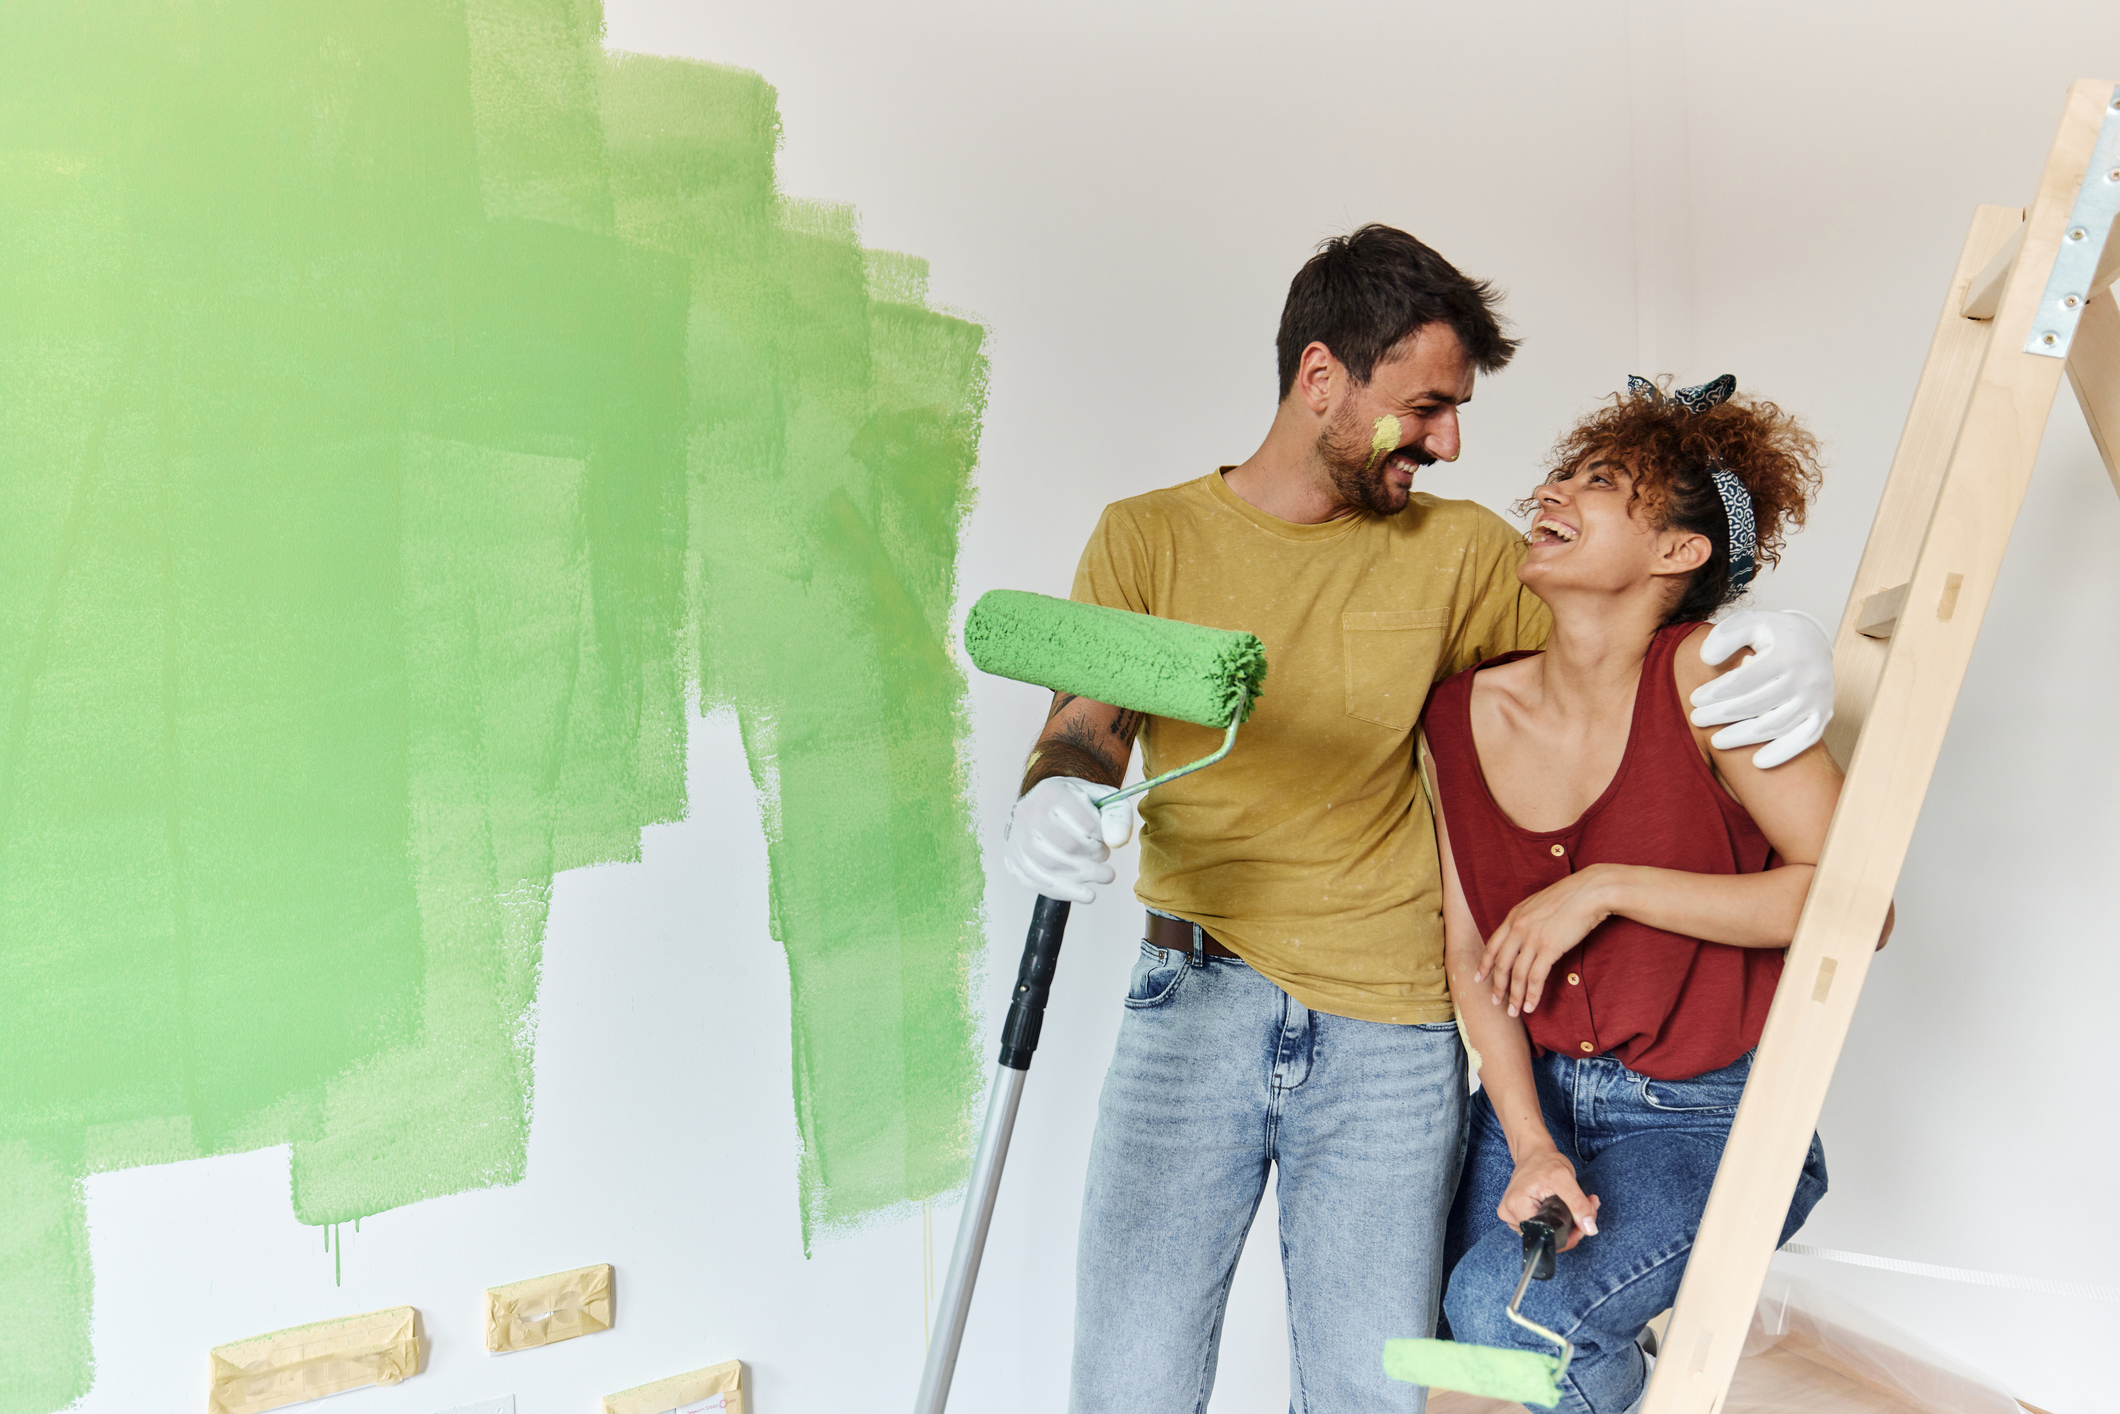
xmin=0 ymin=2 xmax=987 ymax=1402
xmin=1367 ymin=414 xmax=1402 ymax=472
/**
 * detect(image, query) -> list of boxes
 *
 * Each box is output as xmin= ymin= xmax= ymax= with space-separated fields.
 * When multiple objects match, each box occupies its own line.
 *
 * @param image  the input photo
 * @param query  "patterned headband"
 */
xmin=1710 ymin=462 xmax=1757 ymax=589
xmin=1625 ymin=374 xmax=1756 ymax=589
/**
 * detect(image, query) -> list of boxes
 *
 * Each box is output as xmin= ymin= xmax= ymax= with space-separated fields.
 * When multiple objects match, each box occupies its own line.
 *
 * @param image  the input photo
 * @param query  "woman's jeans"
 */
xmin=1070 ymin=935 xmax=1467 ymax=1414
xmin=1441 ymin=1049 xmax=1828 ymax=1414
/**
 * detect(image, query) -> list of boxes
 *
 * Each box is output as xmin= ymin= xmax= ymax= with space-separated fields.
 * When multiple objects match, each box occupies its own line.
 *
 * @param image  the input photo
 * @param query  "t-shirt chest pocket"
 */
xmin=1342 ymin=608 xmax=1451 ymax=731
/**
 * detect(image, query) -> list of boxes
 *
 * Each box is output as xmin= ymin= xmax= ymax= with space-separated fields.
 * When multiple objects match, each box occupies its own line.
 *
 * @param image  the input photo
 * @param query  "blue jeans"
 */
xmin=1440 ymin=1050 xmax=1827 ymax=1414
xmin=1071 ymin=932 xmax=1468 ymax=1414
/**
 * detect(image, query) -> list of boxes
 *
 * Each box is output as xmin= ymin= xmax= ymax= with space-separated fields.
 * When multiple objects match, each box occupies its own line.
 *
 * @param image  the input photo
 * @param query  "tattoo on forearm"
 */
xmin=1021 ymin=695 xmax=1145 ymax=795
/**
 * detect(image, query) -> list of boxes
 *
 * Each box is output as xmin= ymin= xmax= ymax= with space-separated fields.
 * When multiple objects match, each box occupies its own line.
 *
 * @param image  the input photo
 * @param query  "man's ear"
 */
xmin=1294 ymin=341 xmax=1339 ymax=416
xmin=1653 ymin=529 xmax=1713 ymax=579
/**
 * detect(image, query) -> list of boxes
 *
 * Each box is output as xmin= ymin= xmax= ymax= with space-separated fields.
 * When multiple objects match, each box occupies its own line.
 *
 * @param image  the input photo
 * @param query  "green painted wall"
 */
xmin=0 ymin=2 xmax=987 ymax=1405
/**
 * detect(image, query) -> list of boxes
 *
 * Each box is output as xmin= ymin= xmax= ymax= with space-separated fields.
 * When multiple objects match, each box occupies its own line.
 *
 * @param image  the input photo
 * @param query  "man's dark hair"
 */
xmin=1276 ymin=225 xmax=1519 ymax=398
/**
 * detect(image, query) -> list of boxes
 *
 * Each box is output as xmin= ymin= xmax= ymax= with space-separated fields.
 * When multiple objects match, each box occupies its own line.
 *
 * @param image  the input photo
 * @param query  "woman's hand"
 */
xmin=1476 ymin=863 xmax=1621 ymax=1015
xmin=1499 ymin=1146 xmax=1600 ymax=1252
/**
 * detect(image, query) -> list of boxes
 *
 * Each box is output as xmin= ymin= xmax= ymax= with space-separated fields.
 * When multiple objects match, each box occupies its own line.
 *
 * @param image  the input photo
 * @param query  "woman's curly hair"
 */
xmin=1519 ymin=379 xmax=1825 ymax=624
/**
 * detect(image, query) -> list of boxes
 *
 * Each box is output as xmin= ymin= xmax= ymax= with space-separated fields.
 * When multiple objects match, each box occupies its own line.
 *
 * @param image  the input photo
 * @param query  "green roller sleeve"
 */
xmin=962 ymin=590 xmax=1266 ymax=728
xmin=1381 ymin=1338 xmax=1564 ymax=1408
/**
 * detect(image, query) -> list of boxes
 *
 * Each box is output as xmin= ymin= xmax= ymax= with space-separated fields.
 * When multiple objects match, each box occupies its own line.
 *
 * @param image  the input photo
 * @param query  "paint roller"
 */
xmin=1383 ymin=1194 xmax=1581 ymax=1408
xmin=912 ymin=590 xmax=1267 ymax=1414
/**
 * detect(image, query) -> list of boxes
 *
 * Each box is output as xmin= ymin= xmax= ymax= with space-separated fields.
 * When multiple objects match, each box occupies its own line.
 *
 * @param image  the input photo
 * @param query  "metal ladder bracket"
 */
xmin=2025 ymin=84 xmax=2120 ymax=357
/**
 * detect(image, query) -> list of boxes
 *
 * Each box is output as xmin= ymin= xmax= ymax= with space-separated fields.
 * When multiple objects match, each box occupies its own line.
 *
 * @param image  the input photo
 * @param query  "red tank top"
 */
xmin=1422 ymin=622 xmax=1781 ymax=1080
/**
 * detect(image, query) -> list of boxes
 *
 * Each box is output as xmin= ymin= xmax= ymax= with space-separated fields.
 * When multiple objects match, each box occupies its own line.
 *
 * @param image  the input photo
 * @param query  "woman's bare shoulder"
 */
xmin=1669 ymin=622 xmax=1736 ymax=704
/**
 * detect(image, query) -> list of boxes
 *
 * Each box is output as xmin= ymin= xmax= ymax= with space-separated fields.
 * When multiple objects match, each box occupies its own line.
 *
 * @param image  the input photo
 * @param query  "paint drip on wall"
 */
xmin=0 ymin=3 xmax=987 ymax=1406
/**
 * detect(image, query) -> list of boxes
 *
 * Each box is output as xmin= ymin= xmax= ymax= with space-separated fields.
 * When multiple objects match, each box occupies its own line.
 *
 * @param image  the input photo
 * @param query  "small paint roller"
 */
xmin=912 ymin=590 xmax=1267 ymax=1414
xmin=1382 ymin=1194 xmax=1580 ymax=1409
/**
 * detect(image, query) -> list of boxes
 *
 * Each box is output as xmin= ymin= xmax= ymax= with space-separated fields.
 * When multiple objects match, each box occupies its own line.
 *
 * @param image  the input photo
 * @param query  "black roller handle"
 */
xmin=997 ymin=894 xmax=1071 ymax=1070
xmin=1521 ymin=1194 xmax=1577 ymax=1282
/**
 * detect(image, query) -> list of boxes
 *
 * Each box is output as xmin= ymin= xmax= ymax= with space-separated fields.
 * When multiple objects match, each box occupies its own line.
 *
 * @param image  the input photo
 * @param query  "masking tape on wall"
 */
xmin=207 ymin=1306 xmax=419 ymax=1413
xmin=601 ymin=1358 xmax=745 ymax=1414
xmin=484 ymin=1263 xmax=613 ymax=1352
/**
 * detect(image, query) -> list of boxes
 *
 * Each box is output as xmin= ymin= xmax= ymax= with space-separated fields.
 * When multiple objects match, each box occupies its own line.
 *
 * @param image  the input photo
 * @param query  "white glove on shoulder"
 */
xmin=1001 ymin=777 xmax=1136 ymax=906
xmin=1689 ymin=608 xmax=1835 ymax=769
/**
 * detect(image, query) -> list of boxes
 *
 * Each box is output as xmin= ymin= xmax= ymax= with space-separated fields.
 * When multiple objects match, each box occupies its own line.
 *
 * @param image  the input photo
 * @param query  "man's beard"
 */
xmin=1319 ymin=402 xmax=1435 ymax=516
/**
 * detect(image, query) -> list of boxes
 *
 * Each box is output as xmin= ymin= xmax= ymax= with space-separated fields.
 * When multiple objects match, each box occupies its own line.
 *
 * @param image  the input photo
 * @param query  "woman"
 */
xmin=1421 ymin=375 xmax=1865 ymax=1414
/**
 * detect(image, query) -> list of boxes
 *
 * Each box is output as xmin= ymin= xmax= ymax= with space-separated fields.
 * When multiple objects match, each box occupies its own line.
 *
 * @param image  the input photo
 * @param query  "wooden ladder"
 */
xmin=1642 ymin=77 xmax=2120 ymax=1414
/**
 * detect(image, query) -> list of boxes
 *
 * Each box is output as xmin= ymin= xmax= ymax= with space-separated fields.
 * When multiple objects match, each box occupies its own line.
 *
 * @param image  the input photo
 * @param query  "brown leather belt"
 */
xmin=1145 ymin=911 xmax=1239 ymax=959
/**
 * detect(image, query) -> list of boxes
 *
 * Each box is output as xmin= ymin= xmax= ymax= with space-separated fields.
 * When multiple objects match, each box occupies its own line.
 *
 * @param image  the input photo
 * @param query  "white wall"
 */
xmin=79 ymin=4 xmax=2119 ymax=1411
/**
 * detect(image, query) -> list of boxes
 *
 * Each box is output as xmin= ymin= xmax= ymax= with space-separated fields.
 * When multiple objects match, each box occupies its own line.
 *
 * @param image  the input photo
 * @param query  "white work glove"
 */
xmin=1689 ymin=608 xmax=1835 ymax=769
xmin=1001 ymin=777 xmax=1136 ymax=906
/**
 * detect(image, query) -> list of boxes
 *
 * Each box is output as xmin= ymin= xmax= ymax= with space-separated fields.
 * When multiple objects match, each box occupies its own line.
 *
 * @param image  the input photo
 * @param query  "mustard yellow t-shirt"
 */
xmin=1072 ymin=470 xmax=1550 ymax=1024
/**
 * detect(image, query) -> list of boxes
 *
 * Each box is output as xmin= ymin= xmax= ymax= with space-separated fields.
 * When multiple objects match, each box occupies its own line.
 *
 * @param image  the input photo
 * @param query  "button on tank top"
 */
xmin=1421 ymin=621 xmax=1781 ymax=1080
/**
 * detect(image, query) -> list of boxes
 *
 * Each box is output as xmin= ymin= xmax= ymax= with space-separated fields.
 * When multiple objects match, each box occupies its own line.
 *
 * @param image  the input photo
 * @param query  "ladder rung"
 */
xmin=1855 ymin=583 xmax=1911 ymax=639
xmin=1961 ymin=220 xmax=2026 ymax=319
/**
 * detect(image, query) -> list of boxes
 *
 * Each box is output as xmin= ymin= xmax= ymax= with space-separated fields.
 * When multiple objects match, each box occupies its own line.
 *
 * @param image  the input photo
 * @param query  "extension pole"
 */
xmin=913 ymin=893 xmax=1070 ymax=1414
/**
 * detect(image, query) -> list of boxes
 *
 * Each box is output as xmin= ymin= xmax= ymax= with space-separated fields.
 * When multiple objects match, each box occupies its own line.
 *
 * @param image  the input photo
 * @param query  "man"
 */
xmin=1003 ymin=225 xmax=1834 ymax=1413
